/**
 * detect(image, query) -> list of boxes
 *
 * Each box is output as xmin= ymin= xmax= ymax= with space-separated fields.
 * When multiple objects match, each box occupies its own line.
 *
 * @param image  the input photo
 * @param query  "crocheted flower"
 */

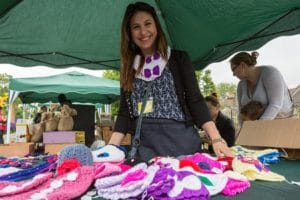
xmin=57 ymin=159 xmax=81 ymax=176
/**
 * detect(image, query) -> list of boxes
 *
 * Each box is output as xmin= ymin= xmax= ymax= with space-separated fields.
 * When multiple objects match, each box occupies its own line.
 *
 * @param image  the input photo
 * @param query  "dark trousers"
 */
xmin=0 ymin=130 xmax=4 ymax=144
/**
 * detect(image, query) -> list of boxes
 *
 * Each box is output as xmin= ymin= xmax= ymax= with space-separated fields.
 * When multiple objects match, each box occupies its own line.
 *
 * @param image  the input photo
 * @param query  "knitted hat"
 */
xmin=142 ymin=167 xmax=210 ymax=200
xmin=95 ymin=163 xmax=159 ymax=200
xmin=57 ymin=144 xmax=93 ymax=168
xmin=0 ymin=172 xmax=53 ymax=197
xmin=2 ymin=166 xmax=95 ymax=200
xmin=232 ymin=156 xmax=285 ymax=181
xmin=92 ymin=144 xmax=125 ymax=163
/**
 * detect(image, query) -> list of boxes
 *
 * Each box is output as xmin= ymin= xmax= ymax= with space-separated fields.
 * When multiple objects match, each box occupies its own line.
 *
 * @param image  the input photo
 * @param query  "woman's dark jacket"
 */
xmin=114 ymin=50 xmax=212 ymax=134
xmin=215 ymin=111 xmax=236 ymax=147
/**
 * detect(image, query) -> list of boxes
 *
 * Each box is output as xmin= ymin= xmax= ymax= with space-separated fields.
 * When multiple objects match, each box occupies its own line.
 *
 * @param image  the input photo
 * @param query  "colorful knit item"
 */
xmin=222 ymin=170 xmax=250 ymax=196
xmin=136 ymin=167 xmax=210 ymax=200
xmin=92 ymin=144 xmax=125 ymax=163
xmin=232 ymin=156 xmax=285 ymax=181
xmin=94 ymin=162 xmax=131 ymax=179
xmin=95 ymin=163 xmax=159 ymax=200
xmin=179 ymin=159 xmax=201 ymax=172
xmin=230 ymin=146 xmax=280 ymax=164
xmin=184 ymin=153 xmax=226 ymax=173
xmin=0 ymin=172 xmax=53 ymax=196
xmin=196 ymin=172 xmax=228 ymax=196
xmin=57 ymin=159 xmax=81 ymax=176
xmin=149 ymin=156 xmax=180 ymax=169
xmin=2 ymin=166 xmax=95 ymax=200
xmin=57 ymin=144 xmax=93 ymax=168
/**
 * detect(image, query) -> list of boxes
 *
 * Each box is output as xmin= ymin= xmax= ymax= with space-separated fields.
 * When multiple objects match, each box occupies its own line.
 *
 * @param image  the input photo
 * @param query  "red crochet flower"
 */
xmin=57 ymin=159 xmax=81 ymax=176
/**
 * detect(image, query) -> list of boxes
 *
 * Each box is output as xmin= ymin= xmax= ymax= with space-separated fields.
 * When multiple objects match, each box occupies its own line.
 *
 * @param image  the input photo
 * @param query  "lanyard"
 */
xmin=127 ymin=81 xmax=153 ymax=160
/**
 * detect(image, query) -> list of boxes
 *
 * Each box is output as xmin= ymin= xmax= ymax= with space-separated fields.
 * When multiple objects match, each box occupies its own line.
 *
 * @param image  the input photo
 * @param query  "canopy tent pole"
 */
xmin=6 ymin=90 xmax=19 ymax=144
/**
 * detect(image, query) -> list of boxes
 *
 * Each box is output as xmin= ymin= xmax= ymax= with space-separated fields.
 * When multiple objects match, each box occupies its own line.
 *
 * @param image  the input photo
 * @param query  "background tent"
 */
xmin=9 ymin=71 xmax=120 ymax=104
xmin=6 ymin=71 xmax=120 ymax=143
xmin=0 ymin=0 xmax=300 ymax=70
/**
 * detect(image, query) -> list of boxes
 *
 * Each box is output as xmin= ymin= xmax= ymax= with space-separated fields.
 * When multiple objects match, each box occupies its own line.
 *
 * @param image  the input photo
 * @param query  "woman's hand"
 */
xmin=211 ymin=138 xmax=234 ymax=157
xmin=202 ymin=121 xmax=234 ymax=157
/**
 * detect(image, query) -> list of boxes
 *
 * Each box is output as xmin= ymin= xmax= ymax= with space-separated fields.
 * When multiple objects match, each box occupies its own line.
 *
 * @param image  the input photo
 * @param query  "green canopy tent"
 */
xmin=9 ymin=71 xmax=120 ymax=104
xmin=6 ymin=71 xmax=120 ymax=143
xmin=0 ymin=0 xmax=300 ymax=70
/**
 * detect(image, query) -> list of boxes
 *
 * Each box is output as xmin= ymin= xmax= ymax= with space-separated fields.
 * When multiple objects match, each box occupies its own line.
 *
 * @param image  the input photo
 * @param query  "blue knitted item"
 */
xmin=57 ymin=144 xmax=93 ymax=167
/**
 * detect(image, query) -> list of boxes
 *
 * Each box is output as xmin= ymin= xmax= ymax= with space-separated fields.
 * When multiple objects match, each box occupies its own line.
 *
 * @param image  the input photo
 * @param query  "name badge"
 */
xmin=138 ymin=97 xmax=153 ymax=114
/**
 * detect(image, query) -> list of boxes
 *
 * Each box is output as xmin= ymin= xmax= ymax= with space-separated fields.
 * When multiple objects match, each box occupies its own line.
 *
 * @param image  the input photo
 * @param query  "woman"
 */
xmin=205 ymin=93 xmax=235 ymax=149
xmin=230 ymin=51 xmax=293 ymax=122
xmin=108 ymin=2 xmax=232 ymax=161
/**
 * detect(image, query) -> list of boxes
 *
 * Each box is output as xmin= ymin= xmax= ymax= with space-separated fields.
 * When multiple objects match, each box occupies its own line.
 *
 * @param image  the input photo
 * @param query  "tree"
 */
xmin=102 ymin=70 xmax=120 ymax=119
xmin=216 ymin=83 xmax=237 ymax=99
xmin=102 ymin=70 xmax=120 ymax=81
xmin=195 ymin=69 xmax=216 ymax=97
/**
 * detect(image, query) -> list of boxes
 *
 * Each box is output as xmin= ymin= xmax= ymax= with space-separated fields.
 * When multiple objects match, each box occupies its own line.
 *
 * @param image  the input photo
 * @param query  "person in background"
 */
xmin=205 ymin=93 xmax=236 ymax=151
xmin=0 ymin=106 xmax=7 ymax=144
xmin=33 ymin=105 xmax=48 ymax=124
xmin=230 ymin=51 xmax=293 ymax=122
xmin=240 ymin=101 xmax=265 ymax=122
xmin=106 ymin=2 xmax=233 ymax=161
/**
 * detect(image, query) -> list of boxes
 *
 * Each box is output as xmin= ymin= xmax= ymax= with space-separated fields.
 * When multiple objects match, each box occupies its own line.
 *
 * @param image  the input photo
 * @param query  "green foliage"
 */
xmin=195 ymin=70 xmax=216 ymax=97
xmin=102 ymin=70 xmax=120 ymax=118
xmin=102 ymin=70 xmax=120 ymax=81
xmin=216 ymin=83 xmax=237 ymax=99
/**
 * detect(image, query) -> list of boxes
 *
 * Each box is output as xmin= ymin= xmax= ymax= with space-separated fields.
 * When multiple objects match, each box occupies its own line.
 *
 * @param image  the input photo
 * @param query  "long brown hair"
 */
xmin=120 ymin=2 xmax=168 ymax=91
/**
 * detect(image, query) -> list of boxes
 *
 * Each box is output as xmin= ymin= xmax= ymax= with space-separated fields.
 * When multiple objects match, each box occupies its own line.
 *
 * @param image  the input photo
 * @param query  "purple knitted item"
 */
xmin=132 ymin=167 xmax=210 ymax=200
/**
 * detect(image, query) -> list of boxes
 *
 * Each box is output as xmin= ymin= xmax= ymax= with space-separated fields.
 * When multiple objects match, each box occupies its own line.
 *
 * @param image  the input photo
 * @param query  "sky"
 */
xmin=1 ymin=34 xmax=300 ymax=88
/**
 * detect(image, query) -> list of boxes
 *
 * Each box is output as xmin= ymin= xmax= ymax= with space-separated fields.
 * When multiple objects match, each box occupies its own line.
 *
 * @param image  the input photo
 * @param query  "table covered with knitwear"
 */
xmin=0 ymin=144 xmax=299 ymax=200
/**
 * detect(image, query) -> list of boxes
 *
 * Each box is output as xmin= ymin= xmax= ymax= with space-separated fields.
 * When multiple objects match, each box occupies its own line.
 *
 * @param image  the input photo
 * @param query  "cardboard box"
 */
xmin=15 ymin=123 xmax=29 ymax=143
xmin=43 ymin=131 xmax=76 ymax=144
xmin=0 ymin=143 xmax=34 ymax=157
xmin=75 ymin=131 xmax=85 ymax=144
xmin=44 ymin=143 xmax=74 ymax=155
xmin=236 ymin=118 xmax=300 ymax=159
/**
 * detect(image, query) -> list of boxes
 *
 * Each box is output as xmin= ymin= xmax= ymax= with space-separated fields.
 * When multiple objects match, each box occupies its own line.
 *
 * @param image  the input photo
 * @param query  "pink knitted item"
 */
xmin=95 ymin=163 xmax=122 ymax=179
xmin=3 ymin=166 xmax=95 ymax=200
xmin=121 ymin=169 xmax=147 ymax=186
xmin=222 ymin=178 xmax=250 ymax=196
xmin=184 ymin=153 xmax=226 ymax=173
xmin=95 ymin=163 xmax=148 ymax=189
xmin=0 ymin=172 xmax=53 ymax=196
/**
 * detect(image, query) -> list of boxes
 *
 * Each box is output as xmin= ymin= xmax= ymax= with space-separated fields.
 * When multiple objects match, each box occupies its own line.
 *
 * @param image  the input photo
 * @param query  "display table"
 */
xmin=84 ymin=159 xmax=300 ymax=200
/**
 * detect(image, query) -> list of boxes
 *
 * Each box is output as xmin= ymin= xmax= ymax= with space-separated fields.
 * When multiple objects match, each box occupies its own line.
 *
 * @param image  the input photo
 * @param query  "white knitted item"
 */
xmin=92 ymin=145 xmax=125 ymax=163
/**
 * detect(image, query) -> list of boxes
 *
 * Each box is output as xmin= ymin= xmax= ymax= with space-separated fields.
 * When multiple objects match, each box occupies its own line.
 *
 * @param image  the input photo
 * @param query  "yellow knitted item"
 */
xmin=232 ymin=156 xmax=285 ymax=182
